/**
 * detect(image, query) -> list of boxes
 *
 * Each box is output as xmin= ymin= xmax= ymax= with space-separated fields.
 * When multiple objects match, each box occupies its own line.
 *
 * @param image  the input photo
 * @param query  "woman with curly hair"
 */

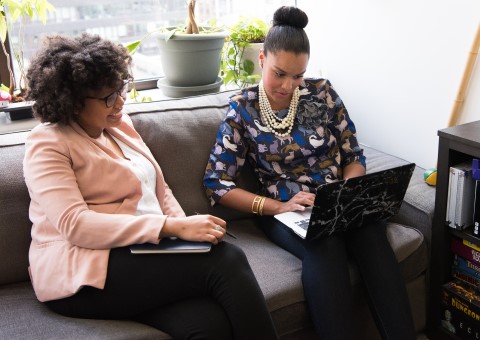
xmin=204 ymin=6 xmax=416 ymax=340
xmin=23 ymin=33 xmax=277 ymax=339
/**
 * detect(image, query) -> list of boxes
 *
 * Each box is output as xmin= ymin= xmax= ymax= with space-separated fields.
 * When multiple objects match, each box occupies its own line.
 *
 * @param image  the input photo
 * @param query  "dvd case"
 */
xmin=446 ymin=161 xmax=475 ymax=230
xmin=472 ymin=159 xmax=480 ymax=237
xmin=446 ymin=166 xmax=458 ymax=228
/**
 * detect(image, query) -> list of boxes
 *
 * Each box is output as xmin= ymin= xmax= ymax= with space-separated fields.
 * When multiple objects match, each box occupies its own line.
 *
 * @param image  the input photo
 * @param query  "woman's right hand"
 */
xmin=160 ymin=214 xmax=227 ymax=245
xmin=275 ymin=191 xmax=315 ymax=214
xmin=219 ymin=187 xmax=315 ymax=216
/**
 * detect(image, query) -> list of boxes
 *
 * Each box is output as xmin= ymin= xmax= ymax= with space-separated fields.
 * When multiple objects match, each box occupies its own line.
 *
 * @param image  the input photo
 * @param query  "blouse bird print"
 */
xmin=204 ymin=78 xmax=366 ymax=204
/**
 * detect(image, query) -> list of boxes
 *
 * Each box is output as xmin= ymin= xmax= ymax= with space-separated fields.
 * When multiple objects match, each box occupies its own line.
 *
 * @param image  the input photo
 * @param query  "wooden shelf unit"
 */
xmin=427 ymin=120 xmax=480 ymax=339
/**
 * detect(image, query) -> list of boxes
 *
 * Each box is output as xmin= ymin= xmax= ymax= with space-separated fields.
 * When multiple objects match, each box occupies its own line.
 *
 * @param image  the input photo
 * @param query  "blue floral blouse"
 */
xmin=203 ymin=78 xmax=366 ymax=204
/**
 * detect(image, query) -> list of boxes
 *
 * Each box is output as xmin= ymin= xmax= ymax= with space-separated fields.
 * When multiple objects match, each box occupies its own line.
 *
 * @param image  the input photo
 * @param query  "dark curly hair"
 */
xmin=26 ymin=33 xmax=132 ymax=124
xmin=263 ymin=6 xmax=310 ymax=57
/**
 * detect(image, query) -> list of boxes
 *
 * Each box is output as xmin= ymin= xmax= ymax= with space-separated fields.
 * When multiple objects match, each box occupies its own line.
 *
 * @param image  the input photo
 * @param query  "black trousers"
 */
xmin=45 ymin=242 xmax=277 ymax=340
xmin=261 ymin=217 xmax=416 ymax=340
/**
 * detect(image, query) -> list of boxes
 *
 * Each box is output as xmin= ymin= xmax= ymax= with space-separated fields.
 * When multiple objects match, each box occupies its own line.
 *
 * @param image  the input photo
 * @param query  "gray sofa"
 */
xmin=0 ymin=89 xmax=435 ymax=339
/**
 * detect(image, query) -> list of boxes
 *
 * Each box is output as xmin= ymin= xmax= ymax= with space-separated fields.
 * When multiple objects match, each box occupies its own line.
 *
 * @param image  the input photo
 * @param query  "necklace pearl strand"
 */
xmin=258 ymin=80 xmax=300 ymax=138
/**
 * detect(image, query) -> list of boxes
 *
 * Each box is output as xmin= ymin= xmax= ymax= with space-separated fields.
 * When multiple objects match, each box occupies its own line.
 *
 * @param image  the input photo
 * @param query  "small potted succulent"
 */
xmin=221 ymin=17 xmax=269 ymax=89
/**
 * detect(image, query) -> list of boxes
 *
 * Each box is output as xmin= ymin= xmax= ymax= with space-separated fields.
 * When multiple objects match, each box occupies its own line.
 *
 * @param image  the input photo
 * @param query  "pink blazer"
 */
xmin=23 ymin=114 xmax=185 ymax=302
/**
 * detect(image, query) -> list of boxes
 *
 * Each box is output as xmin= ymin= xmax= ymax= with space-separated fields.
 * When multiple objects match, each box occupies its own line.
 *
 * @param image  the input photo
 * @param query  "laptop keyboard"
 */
xmin=295 ymin=218 xmax=310 ymax=231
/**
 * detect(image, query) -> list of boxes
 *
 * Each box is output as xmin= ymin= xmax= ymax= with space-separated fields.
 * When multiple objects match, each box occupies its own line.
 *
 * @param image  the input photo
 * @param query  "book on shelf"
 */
xmin=451 ymin=237 xmax=480 ymax=266
xmin=472 ymin=159 xmax=480 ymax=238
xmin=440 ymin=280 xmax=480 ymax=339
xmin=440 ymin=304 xmax=480 ymax=339
xmin=452 ymin=269 xmax=480 ymax=291
xmin=446 ymin=161 xmax=475 ymax=230
xmin=447 ymin=166 xmax=459 ymax=228
xmin=452 ymin=254 xmax=480 ymax=291
xmin=441 ymin=280 xmax=480 ymax=324
xmin=453 ymin=254 xmax=480 ymax=280
xmin=465 ymin=240 xmax=480 ymax=252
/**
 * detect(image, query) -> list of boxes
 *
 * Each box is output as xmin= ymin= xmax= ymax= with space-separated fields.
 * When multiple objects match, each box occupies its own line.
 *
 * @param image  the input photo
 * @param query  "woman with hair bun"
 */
xmin=204 ymin=6 xmax=416 ymax=339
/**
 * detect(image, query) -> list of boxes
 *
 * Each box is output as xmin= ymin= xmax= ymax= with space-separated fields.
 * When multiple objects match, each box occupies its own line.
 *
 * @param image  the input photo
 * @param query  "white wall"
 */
xmin=299 ymin=0 xmax=480 ymax=169
xmin=459 ymin=56 xmax=480 ymax=125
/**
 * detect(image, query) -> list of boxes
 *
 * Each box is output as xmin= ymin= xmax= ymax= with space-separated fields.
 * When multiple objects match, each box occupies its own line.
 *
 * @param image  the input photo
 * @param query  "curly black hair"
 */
xmin=263 ymin=6 xmax=310 ymax=57
xmin=26 ymin=33 xmax=132 ymax=124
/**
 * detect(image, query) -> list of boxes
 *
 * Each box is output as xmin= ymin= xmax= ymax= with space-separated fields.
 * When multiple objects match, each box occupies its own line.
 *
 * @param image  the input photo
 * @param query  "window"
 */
xmin=2 ymin=0 xmax=295 ymax=90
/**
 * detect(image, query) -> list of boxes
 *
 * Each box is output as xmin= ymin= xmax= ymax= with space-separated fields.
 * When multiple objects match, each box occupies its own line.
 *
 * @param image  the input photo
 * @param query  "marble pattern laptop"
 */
xmin=274 ymin=163 xmax=415 ymax=240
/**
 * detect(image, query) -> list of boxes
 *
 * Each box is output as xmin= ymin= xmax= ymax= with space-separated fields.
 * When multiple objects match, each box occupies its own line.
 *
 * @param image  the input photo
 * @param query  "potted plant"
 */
xmin=124 ymin=0 xmax=227 ymax=98
xmin=154 ymin=0 xmax=227 ymax=97
xmin=125 ymin=0 xmax=228 ymax=98
xmin=0 ymin=0 xmax=55 ymax=119
xmin=220 ymin=17 xmax=269 ymax=89
xmin=156 ymin=24 xmax=227 ymax=88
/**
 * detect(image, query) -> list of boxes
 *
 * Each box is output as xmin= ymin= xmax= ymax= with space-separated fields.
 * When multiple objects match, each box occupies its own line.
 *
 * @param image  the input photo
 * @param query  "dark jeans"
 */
xmin=45 ymin=242 xmax=277 ymax=340
xmin=260 ymin=217 xmax=416 ymax=340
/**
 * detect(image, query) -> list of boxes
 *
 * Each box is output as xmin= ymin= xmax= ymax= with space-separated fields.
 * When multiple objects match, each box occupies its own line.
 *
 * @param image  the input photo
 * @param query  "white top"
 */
xmin=112 ymin=135 xmax=162 ymax=215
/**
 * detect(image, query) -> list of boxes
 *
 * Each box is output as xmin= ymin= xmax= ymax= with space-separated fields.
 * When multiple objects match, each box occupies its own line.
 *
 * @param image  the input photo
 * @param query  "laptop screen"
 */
xmin=308 ymin=163 xmax=415 ymax=240
xmin=274 ymin=163 xmax=415 ymax=240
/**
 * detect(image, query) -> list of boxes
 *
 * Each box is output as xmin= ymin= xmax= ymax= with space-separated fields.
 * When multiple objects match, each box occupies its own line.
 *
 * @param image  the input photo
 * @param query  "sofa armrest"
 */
xmin=362 ymin=144 xmax=436 ymax=247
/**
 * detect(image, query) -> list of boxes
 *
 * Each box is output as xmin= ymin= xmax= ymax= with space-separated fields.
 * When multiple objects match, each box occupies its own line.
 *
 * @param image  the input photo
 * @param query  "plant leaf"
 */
xmin=125 ymin=40 xmax=141 ymax=55
xmin=0 ymin=14 xmax=7 ymax=43
xmin=243 ymin=60 xmax=254 ymax=75
xmin=164 ymin=29 xmax=177 ymax=42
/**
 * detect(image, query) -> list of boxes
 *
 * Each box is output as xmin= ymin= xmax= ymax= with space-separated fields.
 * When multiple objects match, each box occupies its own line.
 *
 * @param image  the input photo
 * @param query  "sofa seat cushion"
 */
xmin=0 ymin=143 xmax=31 ymax=286
xmin=0 ymin=282 xmax=169 ymax=340
xmin=227 ymin=217 xmax=427 ymax=337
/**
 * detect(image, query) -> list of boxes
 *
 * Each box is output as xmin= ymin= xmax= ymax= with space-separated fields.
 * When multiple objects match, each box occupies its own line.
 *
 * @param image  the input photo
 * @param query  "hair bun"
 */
xmin=272 ymin=6 xmax=308 ymax=29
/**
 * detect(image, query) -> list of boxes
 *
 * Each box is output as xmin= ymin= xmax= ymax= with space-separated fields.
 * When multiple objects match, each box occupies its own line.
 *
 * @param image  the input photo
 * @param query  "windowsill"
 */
xmin=0 ymin=111 xmax=39 ymax=135
xmin=0 ymin=84 xmax=238 ymax=136
xmin=0 ymin=88 xmax=175 ymax=136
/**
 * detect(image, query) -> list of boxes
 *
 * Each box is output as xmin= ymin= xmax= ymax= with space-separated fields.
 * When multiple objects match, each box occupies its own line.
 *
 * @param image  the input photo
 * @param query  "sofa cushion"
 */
xmin=0 ymin=143 xmax=31 ymax=285
xmin=0 ymin=282 xmax=169 ymax=340
xmin=386 ymin=223 xmax=427 ymax=281
xmin=363 ymin=145 xmax=436 ymax=246
xmin=0 ymin=217 xmax=426 ymax=340
xmin=126 ymin=90 xmax=262 ymax=222
xmin=227 ymin=218 xmax=427 ymax=337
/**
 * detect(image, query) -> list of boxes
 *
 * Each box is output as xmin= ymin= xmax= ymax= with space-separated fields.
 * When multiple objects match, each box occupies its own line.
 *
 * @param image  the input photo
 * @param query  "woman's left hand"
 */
xmin=160 ymin=215 xmax=227 ymax=245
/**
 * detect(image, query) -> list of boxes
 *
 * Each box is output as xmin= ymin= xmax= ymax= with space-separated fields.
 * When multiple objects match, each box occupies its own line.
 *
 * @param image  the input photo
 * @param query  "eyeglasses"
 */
xmin=86 ymin=79 xmax=132 ymax=108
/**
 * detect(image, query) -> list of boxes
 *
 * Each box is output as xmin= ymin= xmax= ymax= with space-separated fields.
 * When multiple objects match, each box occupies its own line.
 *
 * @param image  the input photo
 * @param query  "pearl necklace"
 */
xmin=258 ymin=80 xmax=300 ymax=138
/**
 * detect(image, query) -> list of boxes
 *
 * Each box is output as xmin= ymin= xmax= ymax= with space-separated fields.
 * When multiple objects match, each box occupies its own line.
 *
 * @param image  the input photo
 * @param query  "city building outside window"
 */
xmin=2 ymin=0 xmax=295 ymax=91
